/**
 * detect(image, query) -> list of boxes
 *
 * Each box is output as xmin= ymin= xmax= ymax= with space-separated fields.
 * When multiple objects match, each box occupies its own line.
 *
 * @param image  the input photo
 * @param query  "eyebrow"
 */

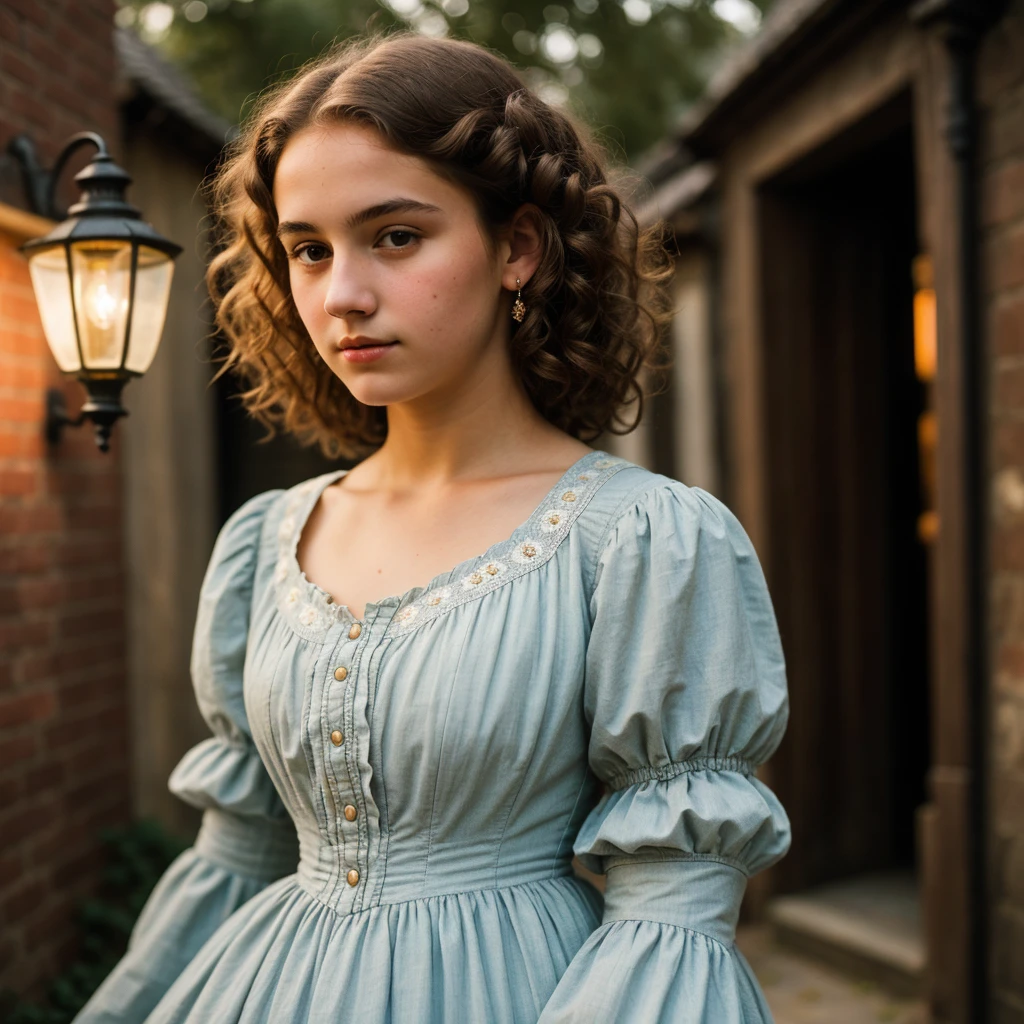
xmin=276 ymin=198 xmax=443 ymax=238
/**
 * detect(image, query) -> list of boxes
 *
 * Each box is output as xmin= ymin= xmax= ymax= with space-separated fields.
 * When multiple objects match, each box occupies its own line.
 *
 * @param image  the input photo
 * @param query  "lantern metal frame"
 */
xmin=7 ymin=131 xmax=182 ymax=452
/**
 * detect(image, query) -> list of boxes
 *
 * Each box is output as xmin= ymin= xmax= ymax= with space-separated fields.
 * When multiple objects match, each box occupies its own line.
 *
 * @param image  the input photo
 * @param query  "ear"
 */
xmin=500 ymin=204 xmax=544 ymax=291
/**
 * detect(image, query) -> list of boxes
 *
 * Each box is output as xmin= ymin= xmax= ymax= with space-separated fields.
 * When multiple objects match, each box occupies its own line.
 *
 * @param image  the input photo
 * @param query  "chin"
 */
xmin=342 ymin=377 xmax=423 ymax=408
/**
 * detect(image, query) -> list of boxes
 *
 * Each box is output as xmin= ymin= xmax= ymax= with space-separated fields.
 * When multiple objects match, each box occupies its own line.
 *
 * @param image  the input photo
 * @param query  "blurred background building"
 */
xmin=0 ymin=0 xmax=1021 ymax=1022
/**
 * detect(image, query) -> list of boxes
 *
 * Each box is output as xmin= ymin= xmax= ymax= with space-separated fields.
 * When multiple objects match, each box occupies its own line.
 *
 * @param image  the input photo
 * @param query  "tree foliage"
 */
xmin=116 ymin=0 xmax=771 ymax=158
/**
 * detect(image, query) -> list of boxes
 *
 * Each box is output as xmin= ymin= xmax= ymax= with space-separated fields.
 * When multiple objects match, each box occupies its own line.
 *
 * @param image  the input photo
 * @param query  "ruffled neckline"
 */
xmin=271 ymin=449 xmax=630 ymax=640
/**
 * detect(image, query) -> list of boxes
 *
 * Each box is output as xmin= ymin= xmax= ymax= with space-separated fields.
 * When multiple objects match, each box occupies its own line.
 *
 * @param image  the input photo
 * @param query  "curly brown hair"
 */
xmin=206 ymin=31 xmax=673 ymax=460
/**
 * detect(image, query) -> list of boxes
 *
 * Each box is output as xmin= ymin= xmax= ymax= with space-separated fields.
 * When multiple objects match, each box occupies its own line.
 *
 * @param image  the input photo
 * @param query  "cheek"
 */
xmin=289 ymin=273 xmax=330 ymax=338
xmin=409 ymin=238 xmax=495 ymax=326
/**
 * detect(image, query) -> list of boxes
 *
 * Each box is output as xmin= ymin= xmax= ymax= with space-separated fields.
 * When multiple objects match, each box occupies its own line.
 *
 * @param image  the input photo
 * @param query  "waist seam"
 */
xmin=297 ymin=868 xmax=584 ymax=919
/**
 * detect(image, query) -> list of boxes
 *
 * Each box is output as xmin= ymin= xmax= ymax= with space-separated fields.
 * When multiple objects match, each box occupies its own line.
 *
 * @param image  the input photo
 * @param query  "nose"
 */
xmin=323 ymin=255 xmax=376 ymax=319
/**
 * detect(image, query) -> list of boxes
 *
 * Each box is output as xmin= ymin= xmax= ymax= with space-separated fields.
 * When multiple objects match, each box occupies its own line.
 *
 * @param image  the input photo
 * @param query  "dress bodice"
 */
xmin=76 ymin=449 xmax=791 ymax=1024
xmin=239 ymin=454 xmax=624 ymax=912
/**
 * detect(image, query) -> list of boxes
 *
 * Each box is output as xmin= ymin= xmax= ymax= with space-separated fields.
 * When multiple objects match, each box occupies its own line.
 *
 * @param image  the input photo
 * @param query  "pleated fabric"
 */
xmin=73 ymin=450 xmax=791 ymax=1024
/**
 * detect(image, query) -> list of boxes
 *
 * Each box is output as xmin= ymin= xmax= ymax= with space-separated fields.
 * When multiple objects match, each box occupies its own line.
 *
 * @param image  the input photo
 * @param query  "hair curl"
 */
xmin=206 ymin=32 xmax=673 ymax=460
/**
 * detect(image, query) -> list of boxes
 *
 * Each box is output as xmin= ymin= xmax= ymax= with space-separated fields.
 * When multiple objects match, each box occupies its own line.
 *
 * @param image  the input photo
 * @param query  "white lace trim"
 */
xmin=272 ymin=453 xmax=630 ymax=640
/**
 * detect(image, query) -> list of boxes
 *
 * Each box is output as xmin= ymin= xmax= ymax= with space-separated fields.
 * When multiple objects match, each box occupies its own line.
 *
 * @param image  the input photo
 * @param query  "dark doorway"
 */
xmin=757 ymin=95 xmax=932 ymax=980
xmin=214 ymin=364 xmax=349 ymax=526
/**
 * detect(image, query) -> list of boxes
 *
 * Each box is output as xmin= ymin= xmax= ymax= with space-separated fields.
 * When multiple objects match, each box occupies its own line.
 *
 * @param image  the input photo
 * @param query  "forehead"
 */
xmin=273 ymin=122 xmax=466 ymax=216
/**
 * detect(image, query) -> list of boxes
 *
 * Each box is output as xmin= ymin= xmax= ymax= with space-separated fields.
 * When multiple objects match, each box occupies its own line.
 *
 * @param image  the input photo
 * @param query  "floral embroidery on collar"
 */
xmin=271 ymin=451 xmax=631 ymax=641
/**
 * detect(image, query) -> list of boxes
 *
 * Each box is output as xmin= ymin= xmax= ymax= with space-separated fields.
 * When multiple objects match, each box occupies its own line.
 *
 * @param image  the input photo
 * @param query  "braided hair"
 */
xmin=206 ymin=32 xmax=673 ymax=460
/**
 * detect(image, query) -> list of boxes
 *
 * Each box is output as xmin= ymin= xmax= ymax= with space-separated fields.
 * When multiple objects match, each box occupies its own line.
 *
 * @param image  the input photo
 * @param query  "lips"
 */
xmin=340 ymin=338 xmax=396 ymax=350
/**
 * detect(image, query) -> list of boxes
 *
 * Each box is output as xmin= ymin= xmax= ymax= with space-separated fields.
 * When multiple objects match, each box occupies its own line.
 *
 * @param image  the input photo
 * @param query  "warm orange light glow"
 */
xmin=917 ymin=509 xmax=939 ymax=544
xmin=913 ymin=255 xmax=937 ymax=382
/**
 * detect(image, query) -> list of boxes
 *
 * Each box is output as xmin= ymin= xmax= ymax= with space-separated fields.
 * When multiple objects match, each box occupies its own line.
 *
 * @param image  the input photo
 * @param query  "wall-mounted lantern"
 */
xmin=7 ymin=131 xmax=182 ymax=452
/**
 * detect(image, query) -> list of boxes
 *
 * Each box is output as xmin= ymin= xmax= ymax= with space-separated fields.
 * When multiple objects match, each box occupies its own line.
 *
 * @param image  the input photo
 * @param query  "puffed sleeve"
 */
xmin=74 ymin=489 xmax=297 ymax=1024
xmin=538 ymin=481 xmax=791 ymax=1023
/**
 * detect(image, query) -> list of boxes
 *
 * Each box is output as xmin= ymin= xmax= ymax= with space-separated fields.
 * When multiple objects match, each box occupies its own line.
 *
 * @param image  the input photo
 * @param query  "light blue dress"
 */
xmin=75 ymin=449 xmax=791 ymax=1023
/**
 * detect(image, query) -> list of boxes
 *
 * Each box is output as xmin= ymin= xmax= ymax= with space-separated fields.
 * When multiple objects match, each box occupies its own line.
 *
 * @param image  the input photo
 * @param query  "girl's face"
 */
xmin=273 ymin=122 xmax=516 ymax=409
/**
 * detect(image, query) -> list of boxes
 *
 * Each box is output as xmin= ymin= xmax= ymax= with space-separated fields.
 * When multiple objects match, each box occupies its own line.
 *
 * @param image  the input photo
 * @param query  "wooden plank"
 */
xmin=0 ymin=201 xmax=54 ymax=243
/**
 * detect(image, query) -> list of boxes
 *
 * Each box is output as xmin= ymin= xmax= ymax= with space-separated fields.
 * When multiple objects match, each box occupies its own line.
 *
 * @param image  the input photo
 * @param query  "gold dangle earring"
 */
xmin=511 ymin=278 xmax=526 ymax=322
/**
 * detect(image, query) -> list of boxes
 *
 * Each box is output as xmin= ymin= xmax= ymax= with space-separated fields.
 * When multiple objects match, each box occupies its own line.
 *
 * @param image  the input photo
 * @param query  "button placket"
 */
xmin=317 ymin=620 xmax=360 ymax=906
xmin=340 ymin=607 xmax=387 ymax=913
xmin=335 ymin=617 xmax=367 ymax=905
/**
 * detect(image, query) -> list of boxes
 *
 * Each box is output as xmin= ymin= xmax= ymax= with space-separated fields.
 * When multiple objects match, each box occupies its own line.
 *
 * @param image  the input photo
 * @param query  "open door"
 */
xmin=757 ymin=98 xmax=932 ymax=994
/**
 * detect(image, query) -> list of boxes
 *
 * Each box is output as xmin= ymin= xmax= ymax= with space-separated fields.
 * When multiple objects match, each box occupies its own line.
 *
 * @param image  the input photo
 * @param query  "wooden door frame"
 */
xmin=706 ymin=15 xmax=974 ymax=1020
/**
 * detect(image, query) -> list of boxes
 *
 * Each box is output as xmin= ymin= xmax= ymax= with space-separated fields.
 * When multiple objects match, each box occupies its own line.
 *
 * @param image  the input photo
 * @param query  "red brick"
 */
xmin=50 ymin=845 xmax=102 ymax=887
xmin=52 ymin=635 xmax=120 ymax=670
xmin=16 ymin=578 xmax=65 ymax=610
xmin=0 ymin=329 xmax=43 ymax=358
xmin=0 ymin=853 xmax=23 ymax=888
xmin=0 ymin=5 xmax=125 ymax=994
xmin=43 ymin=706 xmax=124 ymax=755
xmin=0 ymin=11 xmax=22 ymax=46
xmin=60 ymin=676 xmax=119 ymax=712
xmin=23 ymin=902 xmax=74 ymax=949
xmin=0 ymin=543 xmax=51 ymax=573
xmin=0 ymin=398 xmax=45 ymax=426
xmin=0 ymin=50 xmax=39 ymax=90
xmin=0 ymin=773 xmax=24 ymax=806
xmin=0 ymin=505 xmax=61 ymax=534
xmin=27 ymin=822 xmax=89 ymax=868
xmin=0 ymin=734 xmax=37 ymax=771
xmin=2 ymin=0 xmax=48 ymax=30
xmin=0 ymin=431 xmax=44 ymax=458
xmin=19 ymin=24 xmax=63 ymax=70
xmin=55 ymin=538 xmax=121 ymax=567
xmin=0 ymin=805 xmax=52 ymax=848
xmin=58 ymin=608 xmax=122 ymax=641
xmin=0 ymin=469 xmax=37 ymax=495
xmin=0 ymin=690 xmax=56 ymax=728
xmin=0 ymin=620 xmax=52 ymax=650
xmin=0 ymin=363 xmax=48 ymax=390
xmin=1 ymin=878 xmax=48 ymax=921
xmin=13 ymin=651 xmax=57 ymax=686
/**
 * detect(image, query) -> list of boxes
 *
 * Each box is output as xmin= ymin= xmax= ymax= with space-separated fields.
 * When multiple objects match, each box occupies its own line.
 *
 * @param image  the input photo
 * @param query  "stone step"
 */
xmin=765 ymin=868 xmax=925 ymax=999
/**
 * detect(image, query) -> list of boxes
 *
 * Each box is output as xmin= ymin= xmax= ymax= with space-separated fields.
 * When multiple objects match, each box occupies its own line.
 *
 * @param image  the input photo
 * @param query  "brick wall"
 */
xmin=982 ymin=1 xmax=1024 ymax=1019
xmin=0 ymin=0 xmax=132 ymax=1000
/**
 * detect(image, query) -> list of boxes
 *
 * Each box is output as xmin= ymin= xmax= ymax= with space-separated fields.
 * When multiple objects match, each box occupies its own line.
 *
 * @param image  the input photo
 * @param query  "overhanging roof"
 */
xmin=115 ymin=27 xmax=234 ymax=152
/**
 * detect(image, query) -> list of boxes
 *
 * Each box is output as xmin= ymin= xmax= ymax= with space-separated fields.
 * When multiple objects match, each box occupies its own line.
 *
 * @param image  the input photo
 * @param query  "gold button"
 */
xmin=344 ymin=804 xmax=357 ymax=821
xmin=334 ymin=666 xmax=348 ymax=681
xmin=348 ymin=623 xmax=362 ymax=640
xmin=347 ymin=868 xmax=359 ymax=886
xmin=330 ymin=729 xmax=344 ymax=746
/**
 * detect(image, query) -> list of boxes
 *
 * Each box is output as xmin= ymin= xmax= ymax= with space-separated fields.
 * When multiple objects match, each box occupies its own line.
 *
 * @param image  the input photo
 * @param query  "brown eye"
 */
xmin=377 ymin=230 xmax=417 ymax=249
xmin=292 ymin=243 xmax=330 ymax=265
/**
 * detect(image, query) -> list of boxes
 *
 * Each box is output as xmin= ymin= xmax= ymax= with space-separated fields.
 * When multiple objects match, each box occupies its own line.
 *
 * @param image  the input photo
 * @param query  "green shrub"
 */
xmin=0 ymin=820 xmax=187 ymax=1024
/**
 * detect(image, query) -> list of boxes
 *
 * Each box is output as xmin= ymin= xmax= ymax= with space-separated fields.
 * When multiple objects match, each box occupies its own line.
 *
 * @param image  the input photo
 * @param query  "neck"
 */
xmin=362 ymin=340 xmax=574 ymax=490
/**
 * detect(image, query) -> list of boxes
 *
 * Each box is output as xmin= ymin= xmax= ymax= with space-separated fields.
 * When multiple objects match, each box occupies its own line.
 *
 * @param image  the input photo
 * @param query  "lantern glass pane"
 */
xmin=124 ymin=246 xmax=174 ymax=374
xmin=27 ymin=246 xmax=80 ymax=371
xmin=70 ymin=240 xmax=133 ymax=369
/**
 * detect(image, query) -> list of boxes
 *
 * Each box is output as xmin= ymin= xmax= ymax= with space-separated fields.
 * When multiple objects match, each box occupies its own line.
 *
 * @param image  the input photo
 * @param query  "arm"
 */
xmin=539 ymin=481 xmax=791 ymax=1023
xmin=74 ymin=490 xmax=295 ymax=1024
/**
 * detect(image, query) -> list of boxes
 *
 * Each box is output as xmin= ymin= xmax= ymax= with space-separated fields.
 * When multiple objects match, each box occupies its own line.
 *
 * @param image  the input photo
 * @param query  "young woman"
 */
xmin=75 ymin=33 xmax=790 ymax=1024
